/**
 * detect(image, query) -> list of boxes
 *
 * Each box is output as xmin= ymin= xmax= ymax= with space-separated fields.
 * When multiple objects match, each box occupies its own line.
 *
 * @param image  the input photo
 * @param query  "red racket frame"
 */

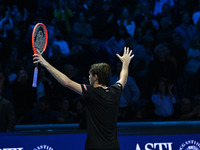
xmin=32 ymin=23 xmax=48 ymax=87
xmin=32 ymin=23 xmax=48 ymax=54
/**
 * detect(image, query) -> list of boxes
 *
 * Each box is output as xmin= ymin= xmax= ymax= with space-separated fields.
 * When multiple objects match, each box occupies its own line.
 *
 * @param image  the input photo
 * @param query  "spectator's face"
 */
xmin=141 ymin=2 xmax=150 ymax=14
xmin=182 ymin=13 xmax=190 ymax=24
xmin=39 ymin=101 xmax=50 ymax=112
xmin=118 ymin=28 xmax=125 ymax=36
xmin=122 ymin=8 xmax=129 ymax=18
xmin=64 ymin=65 xmax=76 ymax=78
xmin=79 ymin=13 xmax=85 ymax=22
xmin=102 ymin=3 xmax=110 ymax=12
xmin=172 ymin=35 xmax=182 ymax=46
xmin=160 ymin=18 xmax=169 ymax=29
xmin=162 ymin=4 xmax=170 ymax=15
xmin=181 ymin=98 xmax=192 ymax=113
xmin=157 ymin=48 xmax=166 ymax=60
xmin=158 ymin=81 xmax=166 ymax=92
xmin=17 ymin=69 xmax=28 ymax=81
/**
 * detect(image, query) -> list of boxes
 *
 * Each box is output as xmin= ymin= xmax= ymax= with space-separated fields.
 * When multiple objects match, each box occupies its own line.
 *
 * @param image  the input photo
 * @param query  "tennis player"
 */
xmin=33 ymin=47 xmax=134 ymax=150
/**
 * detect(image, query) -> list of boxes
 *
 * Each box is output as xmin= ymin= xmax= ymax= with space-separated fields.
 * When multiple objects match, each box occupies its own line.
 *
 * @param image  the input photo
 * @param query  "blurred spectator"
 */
xmin=49 ymin=28 xmax=71 ymax=57
xmin=174 ymin=0 xmax=195 ymax=23
xmin=72 ymin=98 xmax=86 ymax=129
xmin=105 ymin=25 xmax=131 ymax=64
xmin=192 ymin=0 xmax=200 ymax=25
xmin=55 ymin=63 xmax=81 ymax=102
xmin=155 ymin=3 xmax=176 ymax=26
xmin=129 ymin=36 xmax=154 ymax=101
xmin=58 ymin=98 xmax=76 ymax=123
xmin=169 ymin=33 xmax=187 ymax=100
xmin=0 ymin=6 xmax=14 ymax=38
xmin=85 ymin=38 xmax=110 ymax=65
xmin=151 ymin=78 xmax=176 ymax=120
xmin=153 ymin=0 xmax=174 ymax=16
xmin=179 ymin=94 xmax=200 ymax=120
xmin=0 ymin=69 xmax=15 ymax=132
xmin=117 ymin=6 xmax=136 ymax=37
xmin=48 ymin=44 xmax=66 ymax=71
xmin=155 ymin=16 xmax=174 ymax=44
xmin=18 ymin=96 xmax=65 ymax=124
xmin=36 ymin=68 xmax=54 ymax=103
xmin=53 ymin=0 xmax=73 ymax=39
xmin=184 ymin=35 xmax=200 ymax=99
xmin=133 ymin=1 xmax=155 ymax=28
xmin=177 ymin=97 xmax=193 ymax=120
xmin=11 ymin=67 xmax=35 ymax=121
xmin=92 ymin=0 xmax=117 ymax=41
xmin=110 ymin=61 xmax=141 ymax=121
xmin=148 ymin=43 xmax=177 ymax=91
xmin=175 ymin=11 xmax=197 ymax=51
xmin=73 ymin=11 xmax=93 ymax=46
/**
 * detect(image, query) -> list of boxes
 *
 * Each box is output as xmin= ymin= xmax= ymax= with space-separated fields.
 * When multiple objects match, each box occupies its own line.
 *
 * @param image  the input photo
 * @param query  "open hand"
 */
xmin=116 ymin=47 xmax=134 ymax=64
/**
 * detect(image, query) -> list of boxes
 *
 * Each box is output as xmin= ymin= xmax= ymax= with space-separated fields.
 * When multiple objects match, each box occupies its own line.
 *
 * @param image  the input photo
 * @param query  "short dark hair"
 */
xmin=89 ymin=63 xmax=111 ymax=86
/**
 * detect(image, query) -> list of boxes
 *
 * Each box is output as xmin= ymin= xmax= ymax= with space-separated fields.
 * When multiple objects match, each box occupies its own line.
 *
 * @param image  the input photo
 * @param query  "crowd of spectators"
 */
xmin=0 ymin=0 xmax=200 ymax=131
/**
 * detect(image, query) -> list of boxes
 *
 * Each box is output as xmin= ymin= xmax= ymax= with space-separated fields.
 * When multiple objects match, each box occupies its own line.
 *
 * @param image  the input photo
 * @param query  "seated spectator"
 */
xmin=71 ymin=98 xmax=86 ymax=129
xmin=169 ymin=33 xmax=187 ymax=100
xmin=92 ymin=1 xmax=117 ymax=41
xmin=184 ymin=35 xmax=200 ymax=99
xmin=55 ymin=63 xmax=81 ymax=102
xmin=18 ymin=96 xmax=65 ymax=124
xmin=105 ymin=25 xmax=131 ymax=64
xmin=48 ymin=44 xmax=66 ymax=71
xmin=151 ymin=78 xmax=176 ymax=120
xmin=58 ymin=98 xmax=76 ymax=123
xmin=177 ymin=97 xmax=193 ymax=120
xmin=0 ymin=69 xmax=15 ymax=132
xmin=153 ymin=0 xmax=174 ymax=16
xmin=133 ymin=1 xmax=155 ymax=28
xmin=73 ymin=11 xmax=93 ymax=46
xmin=53 ymin=0 xmax=73 ymax=39
xmin=175 ymin=11 xmax=197 ymax=51
xmin=179 ymin=94 xmax=200 ymax=120
xmin=36 ymin=68 xmax=54 ymax=103
xmin=155 ymin=16 xmax=174 ymax=44
xmin=48 ymin=28 xmax=71 ymax=57
xmin=192 ymin=0 xmax=200 ymax=25
xmin=117 ymin=6 xmax=136 ymax=37
xmin=0 ymin=6 xmax=14 ymax=38
xmin=155 ymin=3 xmax=176 ymax=26
xmin=110 ymin=61 xmax=141 ymax=121
xmin=11 ymin=67 xmax=35 ymax=121
xmin=148 ymin=43 xmax=177 ymax=91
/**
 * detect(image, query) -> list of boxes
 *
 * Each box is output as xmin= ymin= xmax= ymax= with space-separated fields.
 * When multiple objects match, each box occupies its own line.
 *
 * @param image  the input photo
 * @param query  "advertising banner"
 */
xmin=0 ymin=132 xmax=200 ymax=150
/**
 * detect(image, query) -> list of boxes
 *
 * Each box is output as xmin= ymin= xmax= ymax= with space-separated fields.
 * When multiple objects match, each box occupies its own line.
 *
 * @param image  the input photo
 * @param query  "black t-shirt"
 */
xmin=81 ymin=83 xmax=122 ymax=150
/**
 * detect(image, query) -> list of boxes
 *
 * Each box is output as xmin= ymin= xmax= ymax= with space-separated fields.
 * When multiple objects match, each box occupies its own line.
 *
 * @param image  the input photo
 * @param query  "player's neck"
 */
xmin=94 ymin=83 xmax=107 ymax=89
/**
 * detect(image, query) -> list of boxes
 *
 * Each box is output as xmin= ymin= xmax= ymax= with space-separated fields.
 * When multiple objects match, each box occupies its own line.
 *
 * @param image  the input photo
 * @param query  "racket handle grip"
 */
xmin=32 ymin=67 xmax=38 ymax=87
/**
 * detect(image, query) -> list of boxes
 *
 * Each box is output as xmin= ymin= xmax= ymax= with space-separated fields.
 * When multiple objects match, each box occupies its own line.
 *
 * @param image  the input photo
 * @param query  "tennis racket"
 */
xmin=32 ymin=23 xmax=48 ymax=87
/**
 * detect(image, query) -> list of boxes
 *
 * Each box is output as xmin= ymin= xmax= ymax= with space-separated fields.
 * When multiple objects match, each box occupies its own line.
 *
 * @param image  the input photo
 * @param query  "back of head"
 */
xmin=89 ymin=63 xmax=111 ymax=86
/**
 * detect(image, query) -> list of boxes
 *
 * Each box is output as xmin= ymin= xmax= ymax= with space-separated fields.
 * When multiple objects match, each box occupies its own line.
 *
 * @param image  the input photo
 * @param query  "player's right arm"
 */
xmin=116 ymin=47 xmax=134 ymax=89
xmin=33 ymin=50 xmax=82 ymax=95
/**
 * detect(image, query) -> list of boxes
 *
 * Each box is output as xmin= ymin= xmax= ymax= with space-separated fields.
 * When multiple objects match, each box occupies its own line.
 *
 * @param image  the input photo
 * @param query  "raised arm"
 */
xmin=33 ymin=50 xmax=82 ymax=95
xmin=116 ymin=47 xmax=134 ymax=89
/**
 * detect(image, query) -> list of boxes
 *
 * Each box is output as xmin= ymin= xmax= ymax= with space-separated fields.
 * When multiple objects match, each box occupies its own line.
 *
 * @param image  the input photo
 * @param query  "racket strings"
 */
xmin=34 ymin=25 xmax=46 ymax=53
